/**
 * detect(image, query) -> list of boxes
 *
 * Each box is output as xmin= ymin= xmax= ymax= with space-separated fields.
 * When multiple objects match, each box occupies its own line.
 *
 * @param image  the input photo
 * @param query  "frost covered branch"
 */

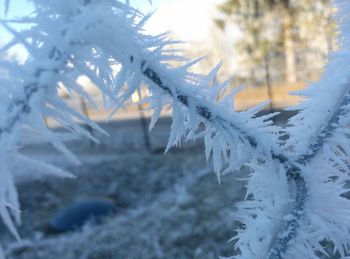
xmin=1 ymin=0 xmax=350 ymax=258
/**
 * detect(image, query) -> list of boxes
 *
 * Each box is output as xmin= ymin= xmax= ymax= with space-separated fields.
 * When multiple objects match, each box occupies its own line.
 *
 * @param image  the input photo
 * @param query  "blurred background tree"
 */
xmin=215 ymin=0 xmax=336 ymax=88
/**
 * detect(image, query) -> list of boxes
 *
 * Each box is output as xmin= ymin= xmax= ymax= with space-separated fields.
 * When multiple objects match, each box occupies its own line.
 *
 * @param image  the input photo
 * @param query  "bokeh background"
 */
xmin=2 ymin=0 xmax=336 ymax=114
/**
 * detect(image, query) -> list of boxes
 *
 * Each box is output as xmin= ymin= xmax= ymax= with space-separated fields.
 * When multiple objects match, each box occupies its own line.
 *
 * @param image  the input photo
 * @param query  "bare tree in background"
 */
xmin=216 ymin=0 xmax=335 ymax=85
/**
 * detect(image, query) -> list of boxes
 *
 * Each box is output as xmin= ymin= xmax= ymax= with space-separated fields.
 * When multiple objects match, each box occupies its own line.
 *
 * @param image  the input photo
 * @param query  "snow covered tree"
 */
xmin=0 ymin=0 xmax=350 ymax=258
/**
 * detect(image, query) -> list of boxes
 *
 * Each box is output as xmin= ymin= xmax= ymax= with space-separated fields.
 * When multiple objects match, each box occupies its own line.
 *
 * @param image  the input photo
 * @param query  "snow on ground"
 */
xmin=1 ymin=117 xmax=247 ymax=259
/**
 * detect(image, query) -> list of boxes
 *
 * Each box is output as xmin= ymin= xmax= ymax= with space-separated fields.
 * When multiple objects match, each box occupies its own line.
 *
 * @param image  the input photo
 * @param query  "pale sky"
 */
xmin=0 ymin=0 xmax=229 ymax=62
xmin=144 ymin=0 xmax=223 ymax=42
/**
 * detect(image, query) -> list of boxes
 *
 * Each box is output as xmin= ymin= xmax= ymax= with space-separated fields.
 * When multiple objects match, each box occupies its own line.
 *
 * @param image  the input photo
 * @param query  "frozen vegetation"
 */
xmin=1 ymin=0 xmax=350 ymax=258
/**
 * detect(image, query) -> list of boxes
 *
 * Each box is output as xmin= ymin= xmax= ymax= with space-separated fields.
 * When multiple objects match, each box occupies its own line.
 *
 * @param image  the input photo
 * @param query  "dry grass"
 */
xmin=234 ymin=82 xmax=306 ymax=110
xmin=48 ymin=82 xmax=307 ymax=128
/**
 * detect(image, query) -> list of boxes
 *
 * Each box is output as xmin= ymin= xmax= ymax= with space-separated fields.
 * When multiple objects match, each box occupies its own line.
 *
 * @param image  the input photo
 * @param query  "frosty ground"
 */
xmin=0 ymin=117 xmax=247 ymax=259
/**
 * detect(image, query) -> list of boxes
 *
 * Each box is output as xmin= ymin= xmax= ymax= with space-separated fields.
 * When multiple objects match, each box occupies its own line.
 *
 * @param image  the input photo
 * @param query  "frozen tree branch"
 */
xmin=1 ymin=0 xmax=350 ymax=258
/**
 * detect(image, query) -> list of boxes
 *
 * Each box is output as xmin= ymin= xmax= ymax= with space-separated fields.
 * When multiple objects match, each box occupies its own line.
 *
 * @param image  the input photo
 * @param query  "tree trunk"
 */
xmin=283 ymin=15 xmax=297 ymax=84
xmin=264 ymin=53 xmax=273 ymax=111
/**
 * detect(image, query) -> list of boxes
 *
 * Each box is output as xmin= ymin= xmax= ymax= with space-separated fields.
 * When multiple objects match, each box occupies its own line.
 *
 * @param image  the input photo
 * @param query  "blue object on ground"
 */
xmin=49 ymin=198 xmax=116 ymax=232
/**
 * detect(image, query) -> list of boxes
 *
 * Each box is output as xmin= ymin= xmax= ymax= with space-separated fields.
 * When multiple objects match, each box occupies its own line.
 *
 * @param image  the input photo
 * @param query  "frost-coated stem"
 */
xmin=133 ymin=52 xmax=303 ymax=257
xmin=138 ymin=55 xmax=308 ymax=258
xmin=0 ymin=0 xmax=104 ymax=240
xmin=0 ymin=47 xmax=64 ymax=141
xmin=137 ymin=47 xmax=349 ymax=257
xmin=267 ymin=162 xmax=306 ymax=258
xmin=268 ymin=92 xmax=350 ymax=258
xmin=137 ymin=57 xmax=260 ymax=148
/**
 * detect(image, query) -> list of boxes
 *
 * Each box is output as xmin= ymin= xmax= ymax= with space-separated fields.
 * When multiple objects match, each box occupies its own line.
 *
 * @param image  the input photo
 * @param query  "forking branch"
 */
xmin=0 ymin=0 xmax=350 ymax=258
